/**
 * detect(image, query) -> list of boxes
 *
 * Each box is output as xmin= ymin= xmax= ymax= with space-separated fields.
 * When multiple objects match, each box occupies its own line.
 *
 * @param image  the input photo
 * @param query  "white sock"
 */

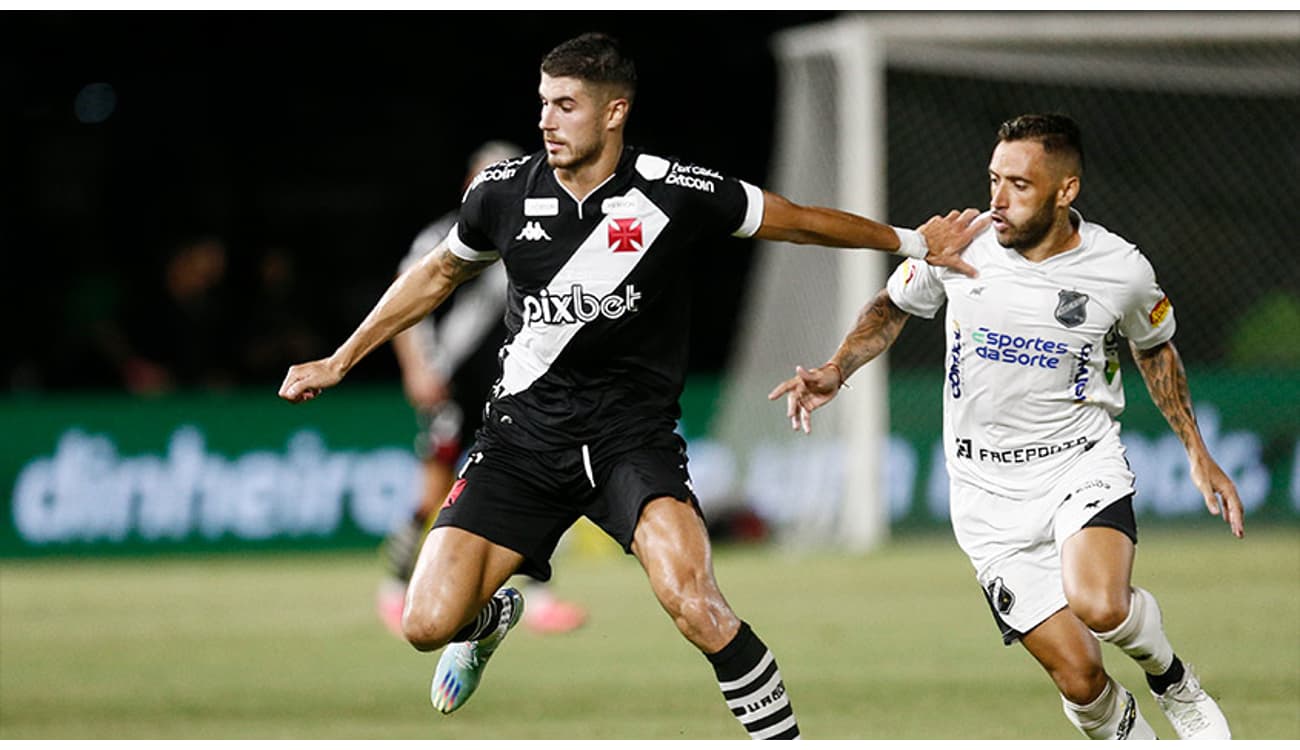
xmin=1062 ymin=678 xmax=1158 ymax=740
xmin=1093 ymin=586 xmax=1175 ymax=676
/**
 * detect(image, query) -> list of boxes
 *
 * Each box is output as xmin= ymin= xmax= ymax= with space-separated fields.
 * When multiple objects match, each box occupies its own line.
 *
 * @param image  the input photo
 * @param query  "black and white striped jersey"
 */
xmin=447 ymin=145 xmax=763 ymax=452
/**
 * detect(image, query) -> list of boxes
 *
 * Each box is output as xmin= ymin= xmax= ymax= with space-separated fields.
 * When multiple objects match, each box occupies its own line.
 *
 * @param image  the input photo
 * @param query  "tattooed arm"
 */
xmin=768 ymin=289 xmax=911 ymax=434
xmin=279 ymin=242 xmax=494 ymax=403
xmin=1131 ymin=339 xmax=1245 ymax=538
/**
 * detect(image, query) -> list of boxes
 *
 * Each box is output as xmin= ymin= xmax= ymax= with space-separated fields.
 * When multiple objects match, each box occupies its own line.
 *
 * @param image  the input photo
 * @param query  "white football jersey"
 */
xmin=886 ymin=211 xmax=1176 ymax=499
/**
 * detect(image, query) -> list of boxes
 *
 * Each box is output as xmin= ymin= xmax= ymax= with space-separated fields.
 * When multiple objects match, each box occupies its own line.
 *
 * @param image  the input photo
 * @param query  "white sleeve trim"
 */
xmin=732 ymin=180 xmax=765 ymax=238
xmin=446 ymin=222 xmax=501 ymax=262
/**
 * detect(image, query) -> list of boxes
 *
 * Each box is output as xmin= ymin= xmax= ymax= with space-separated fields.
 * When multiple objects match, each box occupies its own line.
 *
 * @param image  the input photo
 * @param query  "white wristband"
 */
xmin=893 ymin=227 xmax=929 ymax=260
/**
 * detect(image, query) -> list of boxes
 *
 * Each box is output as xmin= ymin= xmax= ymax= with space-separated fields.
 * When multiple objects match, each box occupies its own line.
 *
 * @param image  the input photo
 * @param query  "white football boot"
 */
xmin=1154 ymin=664 xmax=1231 ymax=739
xmin=430 ymin=587 xmax=524 ymax=714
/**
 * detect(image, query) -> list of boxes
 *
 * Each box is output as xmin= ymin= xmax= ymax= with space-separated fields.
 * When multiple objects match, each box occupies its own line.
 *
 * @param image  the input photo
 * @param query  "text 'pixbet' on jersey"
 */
xmin=971 ymin=326 xmax=1070 ymax=369
xmin=521 ymin=284 xmax=642 ymax=327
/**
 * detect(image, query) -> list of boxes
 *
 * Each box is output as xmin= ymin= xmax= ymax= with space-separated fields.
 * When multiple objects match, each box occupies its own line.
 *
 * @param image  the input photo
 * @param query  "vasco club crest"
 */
xmin=1055 ymin=289 xmax=1089 ymax=328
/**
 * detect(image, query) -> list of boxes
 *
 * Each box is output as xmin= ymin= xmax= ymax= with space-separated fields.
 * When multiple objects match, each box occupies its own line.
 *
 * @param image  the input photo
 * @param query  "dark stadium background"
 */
xmin=7 ymin=11 xmax=838 ymax=392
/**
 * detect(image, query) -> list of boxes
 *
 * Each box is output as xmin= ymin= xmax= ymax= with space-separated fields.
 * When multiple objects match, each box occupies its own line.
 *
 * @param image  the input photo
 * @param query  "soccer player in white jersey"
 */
xmin=279 ymin=33 xmax=985 ymax=739
xmin=771 ymin=113 xmax=1243 ymax=740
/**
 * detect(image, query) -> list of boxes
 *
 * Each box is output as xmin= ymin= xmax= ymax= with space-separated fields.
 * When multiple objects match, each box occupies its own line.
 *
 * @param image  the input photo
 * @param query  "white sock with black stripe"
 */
xmin=707 ymin=622 xmax=800 ymax=740
xmin=1062 ymin=678 xmax=1158 ymax=740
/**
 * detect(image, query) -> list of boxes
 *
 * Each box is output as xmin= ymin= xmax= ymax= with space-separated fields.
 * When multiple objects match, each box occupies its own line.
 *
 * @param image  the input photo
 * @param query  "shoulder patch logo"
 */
xmin=467 ymin=155 xmax=531 ymax=192
xmin=665 ymin=162 xmax=719 ymax=193
xmin=1148 ymin=295 xmax=1172 ymax=326
xmin=635 ymin=154 xmax=670 ymax=181
xmin=1055 ymin=289 xmax=1089 ymax=328
xmin=902 ymin=259 xmax=916 ymax=286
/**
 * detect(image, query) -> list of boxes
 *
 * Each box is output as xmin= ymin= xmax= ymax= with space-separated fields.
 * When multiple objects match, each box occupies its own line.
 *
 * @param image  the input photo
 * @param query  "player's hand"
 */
xmin=918 ymin=208 xmax=989 ymax=278
xmin=278 ymin=357 xmax=344 ymax=404
xmin=1189 ymin=452 xmax=1245 ymax=539
xmin=767 ymin=364 xmax=843 ymax=434
xmin=402 ymin=368 xmax=450 ymax=410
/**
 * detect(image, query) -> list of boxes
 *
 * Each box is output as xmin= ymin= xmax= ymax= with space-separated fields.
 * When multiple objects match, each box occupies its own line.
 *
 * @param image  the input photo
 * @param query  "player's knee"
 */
xmin=1068 ymin=591 xmax=1130 ymax=633
xmin=401 ymin=605 xmax=458 ymax=652
xmin=659 ymin=580 xmax=735 ymax=649
xmin=1051 ymin=656 xmax=1108 ymax=705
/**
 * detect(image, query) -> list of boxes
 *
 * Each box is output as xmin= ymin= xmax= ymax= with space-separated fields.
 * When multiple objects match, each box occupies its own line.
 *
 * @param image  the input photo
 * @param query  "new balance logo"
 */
xmin=515 ymin=221 xmax=552 ymax=242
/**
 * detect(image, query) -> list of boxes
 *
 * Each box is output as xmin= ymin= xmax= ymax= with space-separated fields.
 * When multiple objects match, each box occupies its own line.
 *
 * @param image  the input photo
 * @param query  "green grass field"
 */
xmin=2 ymin=525 xmax=1296 ymax=739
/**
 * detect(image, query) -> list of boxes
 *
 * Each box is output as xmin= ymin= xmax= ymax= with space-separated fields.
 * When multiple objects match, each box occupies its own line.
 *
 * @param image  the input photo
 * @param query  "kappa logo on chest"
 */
xmin=515 ymin=221 xmax=552 ymax=242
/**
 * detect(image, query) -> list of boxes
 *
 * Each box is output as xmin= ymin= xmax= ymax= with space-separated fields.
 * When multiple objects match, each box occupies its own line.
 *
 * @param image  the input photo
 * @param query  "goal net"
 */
xmin=714 ymin=12 xmax=1300 ymax=551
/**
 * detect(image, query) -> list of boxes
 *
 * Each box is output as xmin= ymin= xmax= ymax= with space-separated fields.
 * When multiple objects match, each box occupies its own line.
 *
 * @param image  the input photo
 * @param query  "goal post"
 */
xmin=714 ymin=11 xmax=1299 ymax=552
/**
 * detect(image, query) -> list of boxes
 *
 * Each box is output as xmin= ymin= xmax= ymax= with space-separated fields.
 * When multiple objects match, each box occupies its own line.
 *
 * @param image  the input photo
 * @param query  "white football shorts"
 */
xmin=948 ymin=436 xmax=1137 ymax=643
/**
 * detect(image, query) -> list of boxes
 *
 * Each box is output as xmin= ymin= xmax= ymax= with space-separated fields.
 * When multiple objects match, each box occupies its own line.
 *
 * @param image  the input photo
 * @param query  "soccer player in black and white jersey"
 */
xmin=771 ymin=114 xmax=1242 ymax=739
xmin=377 ymin=140 xmax=587 ymax=638
xmin=280 ymin=32 xmax=985 ymax=739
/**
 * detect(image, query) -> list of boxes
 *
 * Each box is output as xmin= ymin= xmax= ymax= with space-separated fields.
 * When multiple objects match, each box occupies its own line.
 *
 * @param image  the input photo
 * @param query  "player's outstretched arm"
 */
xmin=392 ymin=319 xmax=451 ymax=410
xmin=1130 ymin=339 xmax=1245 ymax=538
xmin=278 ymin=243 xmax=493 ymax=404
xmin=753 ymin=191 xmax=989 ymax=277
xmin=768 ymin=289 xmax=910 ymax=434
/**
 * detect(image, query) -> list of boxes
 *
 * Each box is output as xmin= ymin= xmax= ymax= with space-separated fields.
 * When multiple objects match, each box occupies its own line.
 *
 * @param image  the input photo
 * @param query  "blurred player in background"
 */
xmin=378 ymin=140 xmax=587 ymax=637
xmin=771 ymin=113 xmax=1242 ymax=740
xmin=281 ymin=32 xmax=984 ymax=738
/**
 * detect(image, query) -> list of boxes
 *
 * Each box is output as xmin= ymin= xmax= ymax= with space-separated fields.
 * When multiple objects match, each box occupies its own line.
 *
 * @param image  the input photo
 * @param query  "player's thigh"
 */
xmin=407 ymin=525 xmax=525 ymax=622
xmin=631 ymin=494 xmax=717 ymax=585
xmin=950 ymin=482 xmax=1066 ymax=644
xmin=1060 ymin=525 xmax=1135 ymax=630
xmin=1053 ymin=456 xmax=1138 ymax=620
xmin=433 ymin=441 xmax=584 ymax=581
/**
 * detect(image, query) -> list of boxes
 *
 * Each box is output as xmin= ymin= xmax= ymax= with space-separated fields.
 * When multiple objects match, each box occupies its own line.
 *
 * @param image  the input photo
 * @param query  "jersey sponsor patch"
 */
xmin=971 ymin=326 xmax=1069 ymax=370
xmin=601 ymin=196 xmax=637 ymax=217
xmin=467 ymin=155 xmax=532 ymax=192
xmin=664 ymin=163 xmax=718 ymax=193
xmin=1148 ymin=295 xmax=1172 ymax=326
xmin=524 ymin=197 xmax=559 ymax=217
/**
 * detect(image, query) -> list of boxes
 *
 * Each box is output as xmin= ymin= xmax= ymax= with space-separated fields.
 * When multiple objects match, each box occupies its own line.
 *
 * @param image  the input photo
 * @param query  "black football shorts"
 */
xmin=431 ymin=431 xmax=700 ymax=580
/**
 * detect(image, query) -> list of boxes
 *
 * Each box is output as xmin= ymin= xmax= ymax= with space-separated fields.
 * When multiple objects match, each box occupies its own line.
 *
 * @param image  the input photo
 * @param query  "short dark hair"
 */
xmin=541 ymin=32 xmax=637 ymax=103
xmin=997 ymin=113 xmax=1084 ymax=175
